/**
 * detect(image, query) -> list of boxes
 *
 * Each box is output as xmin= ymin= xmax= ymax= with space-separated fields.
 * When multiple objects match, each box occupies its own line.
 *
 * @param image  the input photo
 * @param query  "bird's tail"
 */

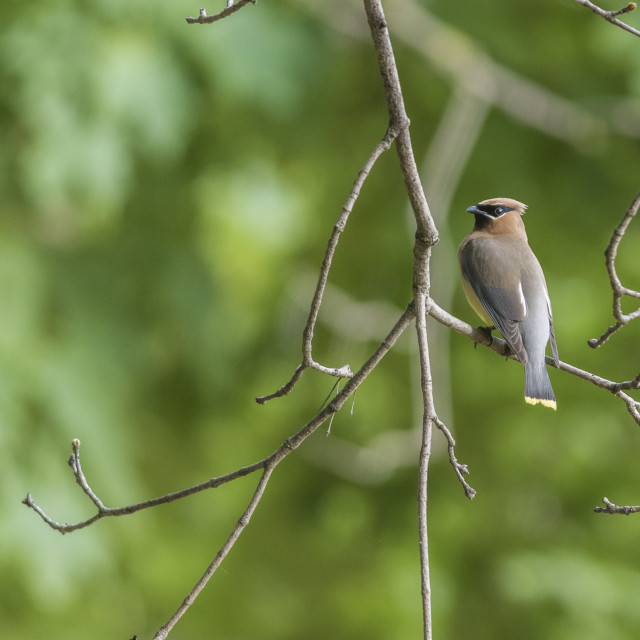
xmin=524 ymin=359 xmax=556 ymax=410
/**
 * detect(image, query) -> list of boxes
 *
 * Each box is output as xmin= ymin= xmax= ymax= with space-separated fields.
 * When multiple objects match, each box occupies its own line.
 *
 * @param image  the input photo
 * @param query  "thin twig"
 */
xmin=414 ymin=294 xmax=435 ymax=640
xmin=186 ymin=0 xmax=257 ymax=24
xmin=589 ymin=188 xmax=640 ymax=348
xmin=594 ymin=496 xmax=640 ymax=514
xmin=306 ymin=0 xmax=613 ymax=147
xmin=434 ymin=418 xmax=476 ymax=499
xmin=255 ymin=128 xmax=397 ymax=404
xmin=154 ymin=465 xmax=275 ymax=640
xmin=570 ymin=0 xmax=640 ymax=37
xmin=23 ymin=440 xmax=266 ymax=534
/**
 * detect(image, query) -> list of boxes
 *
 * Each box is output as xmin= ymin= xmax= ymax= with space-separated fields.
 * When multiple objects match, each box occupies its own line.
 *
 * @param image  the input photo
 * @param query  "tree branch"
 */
xmin=306 ymin=0 xmax=617 ymax=147
xmin=589 ymin=188 xmax=640 ymax=348
xmin=23 ymin=439 xmax=266 ymax=534
xmin=362 ymin=2 xmax=440 ymax=637
xmin=186 ymin=0 xmax=257 ymax=25
xmin=427 ymin=299 xmax=640 ymax=426
xmin=26 ymin=2 xmax=640 ymax=639
xmin=255 ymin=128 xmax=398 ymax=404
xmin=594 ymin=496 xmax=640 ymax=514
xmin=570 ymin=0 xmax=640 ymax=37
xmin=24 ymin=306 xmax=415 ymax=637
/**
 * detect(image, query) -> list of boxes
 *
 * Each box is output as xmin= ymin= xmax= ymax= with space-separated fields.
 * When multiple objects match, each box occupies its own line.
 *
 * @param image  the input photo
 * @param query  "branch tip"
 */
xmin=594 ymin=496 xmax=640 ymax=514
xmin=611 ymin=2 xmax=637 ymax=15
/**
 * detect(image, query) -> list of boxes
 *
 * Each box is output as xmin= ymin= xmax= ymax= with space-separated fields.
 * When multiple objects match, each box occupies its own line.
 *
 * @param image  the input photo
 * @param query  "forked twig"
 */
xmin=255 ymin=127 xmax=399 ymax=405
xmin=23 ymin=439 xmax=266 ymax=534
xmin=589 ymin=188 xmax=640 ymax=348
xmin=25 ymin=307 xmax=415 ymax=638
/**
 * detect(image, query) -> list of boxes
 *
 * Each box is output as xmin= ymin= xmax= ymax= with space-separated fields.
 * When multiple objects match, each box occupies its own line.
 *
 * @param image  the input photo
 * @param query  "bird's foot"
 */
xmin=474 ymin=325 xmax=494 ymax=349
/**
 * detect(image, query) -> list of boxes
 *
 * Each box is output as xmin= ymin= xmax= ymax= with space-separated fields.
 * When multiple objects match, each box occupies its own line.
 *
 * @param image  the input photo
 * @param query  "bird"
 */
xmin=457 ymin=197 xmax=559 ymax=409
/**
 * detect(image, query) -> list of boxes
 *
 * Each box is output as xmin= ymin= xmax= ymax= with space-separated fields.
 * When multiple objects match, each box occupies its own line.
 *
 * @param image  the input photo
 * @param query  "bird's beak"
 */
xmin=466 ymin=205 xmax=483 ymax=215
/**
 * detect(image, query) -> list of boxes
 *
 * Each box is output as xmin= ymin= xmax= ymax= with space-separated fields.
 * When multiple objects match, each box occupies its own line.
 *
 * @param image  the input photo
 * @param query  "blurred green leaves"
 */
xmin=2 ymin=0 xmax=640 ymax=639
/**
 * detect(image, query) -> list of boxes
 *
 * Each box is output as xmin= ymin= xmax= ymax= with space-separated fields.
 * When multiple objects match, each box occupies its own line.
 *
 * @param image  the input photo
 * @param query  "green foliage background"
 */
xmin=2 ymin=0 xmax=640 ymax=638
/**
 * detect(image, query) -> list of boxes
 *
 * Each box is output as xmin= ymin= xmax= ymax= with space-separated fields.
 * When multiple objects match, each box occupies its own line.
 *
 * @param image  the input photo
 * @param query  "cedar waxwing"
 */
xmin=458 ymin=198 xmax=559 ymax=409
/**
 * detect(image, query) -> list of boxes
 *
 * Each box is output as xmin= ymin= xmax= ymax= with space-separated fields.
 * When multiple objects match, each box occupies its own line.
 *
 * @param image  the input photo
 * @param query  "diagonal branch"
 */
xmin=153 ymin=303 xmax=414 ymax=637
xmin=570 ymin=0 xmax=640 ymax=37
xmin=427 ymin=299 xmax=640 ymax=426
xmin=186 ymin=0 xmax=257 ymax=25
xmin=255 ymin=127 xmax=398 ymax=404
xmin=23 ymin=439 xmax=266 ymax=534
xmin=25 ymin=307 xmax=415 ymax=638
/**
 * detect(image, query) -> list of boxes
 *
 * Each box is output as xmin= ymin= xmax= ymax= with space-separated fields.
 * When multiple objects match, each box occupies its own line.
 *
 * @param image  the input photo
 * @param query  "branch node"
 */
xmin=186 ymin=0 xmax=256 ymax=24
xmin=434 ymin=417 xmax=476 ymax=499
xmin=594 ymin=496 xmax=640 ymax=514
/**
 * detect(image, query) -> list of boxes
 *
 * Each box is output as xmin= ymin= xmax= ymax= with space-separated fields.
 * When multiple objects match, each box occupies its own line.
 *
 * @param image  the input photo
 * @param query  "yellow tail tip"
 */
xmin=525 ymin=396 xmax=557 ymax=410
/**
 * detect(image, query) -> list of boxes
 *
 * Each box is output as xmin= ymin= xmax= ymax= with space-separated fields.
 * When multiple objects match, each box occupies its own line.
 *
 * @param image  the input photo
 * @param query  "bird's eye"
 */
xmin=491 ymin=204 xmax=513 ymax=218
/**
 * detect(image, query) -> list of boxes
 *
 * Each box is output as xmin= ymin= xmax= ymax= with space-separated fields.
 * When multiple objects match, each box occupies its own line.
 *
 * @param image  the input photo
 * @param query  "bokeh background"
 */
xmin=3 ymin=0 xmax=640 ymax=638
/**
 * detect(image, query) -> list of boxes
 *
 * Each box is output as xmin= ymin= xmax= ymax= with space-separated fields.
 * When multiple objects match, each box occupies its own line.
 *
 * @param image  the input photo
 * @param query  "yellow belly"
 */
xmin=461 ymin=278 xmax=493 ymax=326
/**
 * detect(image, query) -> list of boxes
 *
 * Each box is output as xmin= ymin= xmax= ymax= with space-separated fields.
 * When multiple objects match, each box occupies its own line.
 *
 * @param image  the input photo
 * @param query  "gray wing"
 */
xmin=460 ymin=240 xmax=529 ymax=364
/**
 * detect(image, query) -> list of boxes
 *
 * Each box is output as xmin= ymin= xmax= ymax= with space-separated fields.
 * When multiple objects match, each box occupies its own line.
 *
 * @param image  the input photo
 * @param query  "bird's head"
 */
xmin=466 ymin=198 xmax=528 ymax=235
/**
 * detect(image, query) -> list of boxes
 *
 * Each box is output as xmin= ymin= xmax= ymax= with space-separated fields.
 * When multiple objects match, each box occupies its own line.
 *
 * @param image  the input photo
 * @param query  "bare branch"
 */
xmin=570 ymin=0 xmax=640 ymax=37
xmin=154 ymin=465 xmax=275 ymax=640
xmin=23 ymin=439 xmax=266 ymax=534
xmin=594 ymin=496 xmax=640 ymax=514
xmin=256 ymin=128 xmax=397 ymax=404
xmin=434 ymin=417 xmax=476 ymax=500
xmin=362 ymin=2 xmax=439 ymax=638
xmin=427 ymin=299 xmax=640 ymax=426
xmin=186 ymin=0 xmax=256 ymax=25
xmin=306 ymin=0 xmax=614 ymax=147
xmin=589 ymin=188 xmax=640 ymax=348
xmin=151 ymin=303 xmax=414 ymax=637
xmin=25 ymin=307 xmax=414 ymax=636
xmin=616 ymin=389 xmax=640 ymax=424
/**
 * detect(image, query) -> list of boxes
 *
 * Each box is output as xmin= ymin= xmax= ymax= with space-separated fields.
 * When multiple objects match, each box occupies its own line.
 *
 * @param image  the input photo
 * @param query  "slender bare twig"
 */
xmin=434 ymin=417 xmax=476 ymax=499
xmin=362 ymin=2 xmax=439 ymax=638
xmin=594 ymin=496 xmax=640 ymax=514
xmin=589 ymin=188 xmax=640 ymax=348
xmin=255 ymin=128 xmax=399 ymax=405
xmin=23 ymin=439 xmax=266 ymax=534
xmin=570 ymin=0 xmax=640 ymax=37
xmin=154 ymin=465 xmax=275 ymax=640
xmin=186 ymin=0 xmax=256 ymax=24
